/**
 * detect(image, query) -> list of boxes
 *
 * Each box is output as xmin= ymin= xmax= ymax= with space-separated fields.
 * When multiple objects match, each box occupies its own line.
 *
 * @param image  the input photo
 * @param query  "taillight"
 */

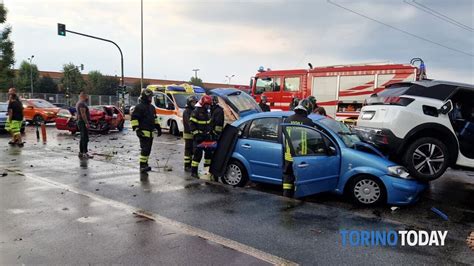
xmin=383 ymin=97 xmax=414 ymax=106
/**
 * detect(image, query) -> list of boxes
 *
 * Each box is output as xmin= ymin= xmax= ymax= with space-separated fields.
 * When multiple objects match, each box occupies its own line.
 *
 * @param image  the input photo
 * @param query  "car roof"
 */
xmin=209 ymin=88 xmax=246 ymax=96
xmin=234 ymin=111 xmax=326 ymax=124
xmin=392 ymin=79 xmax=473 ymax=89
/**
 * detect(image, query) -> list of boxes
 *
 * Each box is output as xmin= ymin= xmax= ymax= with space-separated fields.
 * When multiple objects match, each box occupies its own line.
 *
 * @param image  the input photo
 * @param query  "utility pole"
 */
xmin=140 ymin=0 xmax=144 ymax=90
xmin=28 ymin=55 xmax=35 ymax=95
xmin=192 ymin=68 xmax=200 ymax=79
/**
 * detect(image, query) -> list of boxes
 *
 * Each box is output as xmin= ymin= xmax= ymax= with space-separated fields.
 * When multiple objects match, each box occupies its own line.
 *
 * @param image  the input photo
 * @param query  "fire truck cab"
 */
xmin=252 ymin=62 xmax=422 ymax=122
xmin=147 ymin=84 xmax=205 ymax=136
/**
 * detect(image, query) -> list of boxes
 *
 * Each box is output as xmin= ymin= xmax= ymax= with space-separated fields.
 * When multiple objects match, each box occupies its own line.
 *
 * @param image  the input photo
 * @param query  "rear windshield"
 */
xmin=31 ymin=100 xmax=56 ymax=108
xmin=0 ymin=103 xmax=7 ymax=112
xmin=227 ymin=92 xmax=259 ymax=112
xmin=366 ymin=85 xmax=413 ymax=106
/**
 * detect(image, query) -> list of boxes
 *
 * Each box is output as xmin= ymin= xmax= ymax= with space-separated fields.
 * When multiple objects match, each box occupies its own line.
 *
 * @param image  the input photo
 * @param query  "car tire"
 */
xmin=222 ymin=160 xmax=249 ymax=187
xmin=170 ymin=120 xmax=179 ymax=136
xmin=33 ymin=115 xmax=44 ymax=125
xmin=117 ymin=121 xmax=124 ymax=131
xmin=403 ymin=137 xmax=449 ymax=182
xmin=347 ymin=175 xmax=386 ymax=206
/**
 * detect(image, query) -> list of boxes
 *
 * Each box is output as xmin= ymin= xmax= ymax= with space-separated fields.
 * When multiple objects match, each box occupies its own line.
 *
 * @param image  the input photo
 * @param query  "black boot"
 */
xmin=191 ymin=167 xmax=199 ymax=178
xmin=283 ymin=189 xmax=294 ymax=198
xmin=140 ymin=162 xmax=152 ymax=173
xmin=184 ymin=164 xmax=192 ymax=172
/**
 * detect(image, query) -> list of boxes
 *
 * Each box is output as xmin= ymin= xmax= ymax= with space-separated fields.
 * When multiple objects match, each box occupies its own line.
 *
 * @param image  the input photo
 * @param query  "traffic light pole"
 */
xmin=65 ymin=29 xmax=124 ymax=88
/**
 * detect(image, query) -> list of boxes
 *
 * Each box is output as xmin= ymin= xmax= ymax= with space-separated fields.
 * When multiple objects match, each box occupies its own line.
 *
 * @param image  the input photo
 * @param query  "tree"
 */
xmin=101 ymin=76 xmax=120 ymax=95
xmin=37 ymin=75 xmax=58 ymax=93
xmin=190 ymin=76 xmax=204 ymax=88
xmin=86 ymin=70 xmax=104 ymax=95
xmin=60 ymin=63 xmax=85 ymax=94
xmin=130 ymin=79 xmax=150 ymax=97
xmin=15 ymin=60 xmax=39 ymax=92
xmin=0 ymin=4 xmax=15 ymax=91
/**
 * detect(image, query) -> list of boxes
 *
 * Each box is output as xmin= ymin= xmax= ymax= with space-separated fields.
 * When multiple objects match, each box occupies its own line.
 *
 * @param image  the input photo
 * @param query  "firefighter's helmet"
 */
xmin=186 ymin=95 xmax=198 ymax=107
xmin=199 ymin=95 xmax=212 ymax=107
xmin=294 ymin=99 xmax=312 ymax=115
xmin=140 ymin=88 xmax=153 ymax=102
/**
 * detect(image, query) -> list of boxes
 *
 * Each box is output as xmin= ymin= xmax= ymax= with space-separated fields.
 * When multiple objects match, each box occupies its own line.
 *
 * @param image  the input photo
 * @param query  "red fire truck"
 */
xmin=251 ymin=59 xmax=425 ymax=121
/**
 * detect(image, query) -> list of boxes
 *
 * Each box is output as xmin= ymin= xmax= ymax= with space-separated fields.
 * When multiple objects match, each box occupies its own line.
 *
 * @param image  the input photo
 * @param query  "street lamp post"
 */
xmin=28 ymin=55 xmax=35 ymax=96
xmin=192 ymin=69 xmax=200 ymax=79
xmin=225 ymin=74 xmax=235 ymax=84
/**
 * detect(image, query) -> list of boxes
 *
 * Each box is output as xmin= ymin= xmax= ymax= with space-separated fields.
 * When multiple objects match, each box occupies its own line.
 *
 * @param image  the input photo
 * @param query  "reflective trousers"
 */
xmin=191 ymin=140 xmax=213 ymax=174
xmin=282 ymin=160 xmax=295 ymax=197
xmin=139 ymin=135 xmax=153 ymax=167
xmin=184 ymin=138 xmax=194 ymax=168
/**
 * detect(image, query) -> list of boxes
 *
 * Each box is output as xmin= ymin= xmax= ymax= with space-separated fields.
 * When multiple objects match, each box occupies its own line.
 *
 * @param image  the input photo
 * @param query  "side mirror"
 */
xmin=439 ymin=100 xmax=453 ymax=115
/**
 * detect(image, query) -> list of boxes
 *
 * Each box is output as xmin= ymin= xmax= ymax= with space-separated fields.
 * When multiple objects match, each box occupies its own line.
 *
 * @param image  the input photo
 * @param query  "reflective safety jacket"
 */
xmin=189 ymin=106 xmax=211 ymax=141
xmin=183 ymin=106 xmax=194 ymax=140
xmin=131 ymin=101 xmax=159 ymax=138
xmin=284 ymin=112 xmax=316 ymax=162
xmin=211 ymin=105 xmax=224 ymax=137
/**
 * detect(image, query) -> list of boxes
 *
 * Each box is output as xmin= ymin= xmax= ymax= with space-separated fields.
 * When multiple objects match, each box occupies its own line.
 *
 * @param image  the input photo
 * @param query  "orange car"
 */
xmin=21 ymin=99 xmax=60 ymax=124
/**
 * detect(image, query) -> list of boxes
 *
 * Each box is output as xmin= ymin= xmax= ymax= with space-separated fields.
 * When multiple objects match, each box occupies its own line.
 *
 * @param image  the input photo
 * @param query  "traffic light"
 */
xmin=58 ymin=23 xmax=66 ymax=36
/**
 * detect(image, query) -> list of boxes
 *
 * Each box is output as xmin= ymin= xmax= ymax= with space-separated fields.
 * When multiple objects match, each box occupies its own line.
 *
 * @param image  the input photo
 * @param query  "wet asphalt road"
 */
xmin=0 ymin=123 xmax=473 ymax=264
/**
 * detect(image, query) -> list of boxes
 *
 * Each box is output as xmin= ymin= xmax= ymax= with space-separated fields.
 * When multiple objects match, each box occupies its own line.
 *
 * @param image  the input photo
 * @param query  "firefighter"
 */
xmin=288 ymin=97 xmax=300 ymax=111
xmin=210 ymin=95 xmax=224 ymax=140
xmin=190 ymin=95 xmax=212 ymax=178
xmin=282 ymin=99 xmax=315 ymax=197
xmin=259 ymin=95 xmax=271 ymax=112
xmin=183 ymin=95 xmax=198 ymax=172
xmin=131 ymin=88 xmax=162 ymax=173
xmin=307 ymin=95 xmax=318 ymax=113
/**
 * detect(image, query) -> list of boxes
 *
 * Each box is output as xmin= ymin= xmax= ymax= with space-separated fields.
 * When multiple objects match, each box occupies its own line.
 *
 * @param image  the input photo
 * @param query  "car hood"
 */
xmin=342 ymin=147 xmax=396 ymax=171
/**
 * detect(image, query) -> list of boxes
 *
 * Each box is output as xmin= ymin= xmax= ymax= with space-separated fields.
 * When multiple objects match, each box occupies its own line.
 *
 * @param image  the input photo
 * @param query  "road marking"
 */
xmin=16 ymin=171 xmax=297 ymax=266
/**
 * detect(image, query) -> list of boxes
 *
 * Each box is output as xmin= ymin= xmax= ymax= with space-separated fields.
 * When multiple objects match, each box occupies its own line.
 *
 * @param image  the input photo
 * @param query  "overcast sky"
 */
xmin=6 ymin=0 xmax=474 ymax=85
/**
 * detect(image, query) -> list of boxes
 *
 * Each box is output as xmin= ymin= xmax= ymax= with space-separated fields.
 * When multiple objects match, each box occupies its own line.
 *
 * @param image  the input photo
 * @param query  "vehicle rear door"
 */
xmin=236 ymin=117 xmax=283 ymax=184
xmin=282 ymin=124 xmax=341 ymax=197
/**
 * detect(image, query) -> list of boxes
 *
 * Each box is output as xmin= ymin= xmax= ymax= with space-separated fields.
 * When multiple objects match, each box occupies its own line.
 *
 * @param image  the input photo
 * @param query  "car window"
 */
xmin=286 ymin=126 xmax=327 ymax=156
xmin=0 ymin=103 xmax=7 ymax=112
xmin=248 ymin=118 xmax=279 ymax=141
xmin=284 ymin=77 xmax=300 ymax=92
xmin=227 ymin=92 xmax=260 ymax=113
xmin=32 ymin=100 xmax=56 ymax=108
xmin=154 ymin=93 xmax=167 ymax=109
xmin=255 ymin=77 xmax=281 ymax=94
xmin=318 ymin=117 xmax=360 ymax=148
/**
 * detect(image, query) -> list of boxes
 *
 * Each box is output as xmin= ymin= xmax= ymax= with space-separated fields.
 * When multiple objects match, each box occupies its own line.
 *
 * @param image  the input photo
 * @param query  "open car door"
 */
xmin=282 ymin=124 xmax=341 ymax=198
xmin=210 ymin=124 xmax=240 ymax=177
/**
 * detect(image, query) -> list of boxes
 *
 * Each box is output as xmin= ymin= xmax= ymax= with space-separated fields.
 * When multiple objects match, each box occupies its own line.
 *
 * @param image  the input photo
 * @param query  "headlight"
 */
xmin=360 ymin=111 xmax=375 ymax=120
xmin=387 ymin=166 xmax=412 ymax=179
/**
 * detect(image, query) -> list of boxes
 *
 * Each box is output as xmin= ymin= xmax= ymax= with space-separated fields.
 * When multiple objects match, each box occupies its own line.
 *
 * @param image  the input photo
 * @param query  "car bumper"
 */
xmin=353 ymin=126 xmax=403 ymax=155
xmin=380 ymin=175 xmax=428 ymax=205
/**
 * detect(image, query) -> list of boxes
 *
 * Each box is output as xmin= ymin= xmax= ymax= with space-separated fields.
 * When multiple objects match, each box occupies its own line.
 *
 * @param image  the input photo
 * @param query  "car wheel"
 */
xmin=33 ymin=115 xmax=44 ymax=125
xmin=170 ymin=120 xmax=179 ymax=136
xmin=348 ymin=175 xmax=386 ymax=206
xmin=403 ymin=137 xmax=449 ymax=181
xmin=117 ymin=121 xmax=124 ymax=131
xmin=222 ymin=160 xmax=249 ymax=187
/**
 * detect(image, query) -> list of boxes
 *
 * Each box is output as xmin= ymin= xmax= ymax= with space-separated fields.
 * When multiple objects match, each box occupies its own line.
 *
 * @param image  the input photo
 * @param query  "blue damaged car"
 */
xmin=221 ymin=112 xmax=427 ymax=206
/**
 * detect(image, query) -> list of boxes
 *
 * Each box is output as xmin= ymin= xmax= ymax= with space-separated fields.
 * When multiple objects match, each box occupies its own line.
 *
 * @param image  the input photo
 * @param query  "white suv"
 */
xmin=355 ymin=80 xmax=474 ymax=181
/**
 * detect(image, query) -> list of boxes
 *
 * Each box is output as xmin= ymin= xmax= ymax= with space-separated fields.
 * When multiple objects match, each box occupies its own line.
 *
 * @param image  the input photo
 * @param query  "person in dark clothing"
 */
xmin=7 ymin=93 xmax=24 ymax=147
xmin=76 ymin=91 xmax=93 ymax=159
xmin=189 ymin=95 xmax=212 ymax=178
xmin=131 ymin=88 xmax=162 ymax=173
xmin=183 ymin=95 xmax=198 ymax=172
xmin=307 ymin=95 xmax=318 ymax=113
xmin=315 ymin=106 xmax=327 ymax=116
xmin=210 ymin=96 xmax=225 ymax=140
xmin=282 ymin=99 xmax=316 ymax=198
xmin=288 ymin=97 xmax=300 ymax=111
xmin=259 ymin=95 xmax=271 ymax=112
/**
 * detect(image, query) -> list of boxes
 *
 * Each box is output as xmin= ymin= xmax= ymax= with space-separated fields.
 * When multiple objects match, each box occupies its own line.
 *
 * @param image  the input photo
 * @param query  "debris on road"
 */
xmin=1 ymin=171 xmax=7 ymax=177
xmin=467 ymin=232 xmax=474 ymax=251
xmin=431 ymin=207 xmax=449 ymax=221
xmin=390 ymin=206 xmax=399 ymax=212
xmin=133 ymin=210 xmax=155 ymax=221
